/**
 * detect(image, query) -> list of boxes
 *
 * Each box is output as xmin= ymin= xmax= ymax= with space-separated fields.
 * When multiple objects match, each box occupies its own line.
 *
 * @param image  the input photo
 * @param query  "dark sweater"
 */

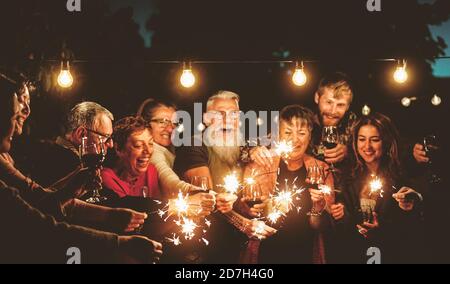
xmin=0 ymin=179 xmax=120 ymax=264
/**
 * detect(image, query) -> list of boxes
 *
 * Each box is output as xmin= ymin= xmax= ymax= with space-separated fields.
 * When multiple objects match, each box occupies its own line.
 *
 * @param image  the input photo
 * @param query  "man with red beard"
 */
xmin=311 ymin=72 xmax=356 ymax=171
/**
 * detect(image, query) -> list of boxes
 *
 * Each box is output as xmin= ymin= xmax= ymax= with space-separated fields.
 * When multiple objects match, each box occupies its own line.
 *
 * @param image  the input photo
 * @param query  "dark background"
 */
xmin=0 ymin=0 xmax=449 ymax=144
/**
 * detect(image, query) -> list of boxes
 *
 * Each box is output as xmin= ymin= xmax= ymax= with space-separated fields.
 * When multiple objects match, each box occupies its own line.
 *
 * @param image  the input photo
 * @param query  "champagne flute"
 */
xmin=80 ymin=137 xmax=107 ymax=204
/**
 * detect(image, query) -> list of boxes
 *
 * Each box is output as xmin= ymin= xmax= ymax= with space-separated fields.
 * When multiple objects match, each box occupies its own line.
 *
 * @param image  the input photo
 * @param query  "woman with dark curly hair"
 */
xmin=102 ymin=116 xmax=162 ymax=198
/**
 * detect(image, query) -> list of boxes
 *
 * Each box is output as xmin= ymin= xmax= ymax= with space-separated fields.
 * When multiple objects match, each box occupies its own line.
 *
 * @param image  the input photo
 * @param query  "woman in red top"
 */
xmin=102 ymin=116 xmax=161 ymax=199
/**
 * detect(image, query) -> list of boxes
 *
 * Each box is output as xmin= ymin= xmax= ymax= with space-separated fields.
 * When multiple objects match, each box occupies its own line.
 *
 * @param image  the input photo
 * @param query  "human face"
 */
xmin=1 ymin=94 xmax=20 ymax=153
xmin=15 ymin=85 xmax=31 ymax=136
xmin=86 ymin=113 xmax=114 ymax=152
xmin=315 ymin=87 xmax=351 ymax=126
xmin=357 ymin=125 xmax=383 ymax=169
xmin=279 ymin=118 xmax=311 ymax=162
xmin=149 ymin=106 xmax=177 ymax=147
xmin=117 ymin=129 xmax=154 ymax=177
xmin=205 ymin=98 xmax=240 ymax=146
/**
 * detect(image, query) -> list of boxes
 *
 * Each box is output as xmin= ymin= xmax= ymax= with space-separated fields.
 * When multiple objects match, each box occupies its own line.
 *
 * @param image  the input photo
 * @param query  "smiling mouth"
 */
xmin=136 ymin=157 xmax=150 ymax=166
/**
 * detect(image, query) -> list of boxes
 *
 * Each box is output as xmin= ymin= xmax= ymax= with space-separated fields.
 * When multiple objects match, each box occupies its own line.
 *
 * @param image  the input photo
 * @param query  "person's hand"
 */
xmin=309 ymin=188 xmax=326 ymax=211
xmin=117 ymin=235 xmax=163 ymax=264
xmin=413 ymin=143 xmax=429 ymax=163
xmin=393 ymin=187 xmax=416 ymax=211
xmin=240 ymin=196 xmax=268 ymax=218
xmin=187 ymin=192 xmax=216 ymax=217
xmin=216 ymin=192 xmax=238 ymax=213
xmin=108 ymin=208 xmax=147 ymax=233
xmin=324 ymin=143 xmax=348 ymax=164
xmin=330 ymin=203 xmax=345 ymax=220
xmin=243 ymin=219 xmax=277 ymax=240
xmin=356 ymin=212 xmax=379 ymax=238
xmin=249 ymin=146 xmax=273 ymax=171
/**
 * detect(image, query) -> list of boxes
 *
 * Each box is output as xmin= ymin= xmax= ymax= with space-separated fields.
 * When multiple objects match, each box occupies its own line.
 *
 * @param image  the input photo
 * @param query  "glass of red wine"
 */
xmin=243 ymin=183 xmax=263 ymax=216
xmin=322 ymin=126 xmax=339 ymax=172
xmin=423 ymin=134 xmax=441 ymax=184
xmin=80 ymin=137 xmax=107 ymax=204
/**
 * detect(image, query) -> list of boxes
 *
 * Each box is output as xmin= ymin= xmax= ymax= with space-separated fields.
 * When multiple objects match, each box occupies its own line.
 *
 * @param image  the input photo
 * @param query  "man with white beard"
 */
xmin=174 ymin=91 xmax=274 ymax=263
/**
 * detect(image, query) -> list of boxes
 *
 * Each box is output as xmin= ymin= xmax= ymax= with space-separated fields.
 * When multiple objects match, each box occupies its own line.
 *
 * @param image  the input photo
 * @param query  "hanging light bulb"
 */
xmin=362 ymin=104 xmax=371 ymax=116
xmin=180 ymin=62 xmax=195 ymax=88
xmin=57 ymin=61 xmax=73 ymax=88
xmin=393 ymin=59 xmax=408 ymax=84
xmin=401 ymin=97 xmax=411 ymax=107
xmin=401 ymin=97 xmax=417 ymax=107
xmin=292 ymin=61 xmax=307 ymax=86
xmin=431 ymin=94 xmax=442 ymax=106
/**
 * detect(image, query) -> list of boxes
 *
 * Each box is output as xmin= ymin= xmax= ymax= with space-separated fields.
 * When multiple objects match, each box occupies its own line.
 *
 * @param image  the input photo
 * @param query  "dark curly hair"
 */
xmin=113 ymin=116 xmax=149 ymax=151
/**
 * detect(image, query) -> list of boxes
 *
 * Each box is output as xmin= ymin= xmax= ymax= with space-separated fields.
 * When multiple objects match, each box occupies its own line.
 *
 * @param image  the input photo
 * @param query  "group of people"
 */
xmin=0 ymin=70 xmax=443 ymax=263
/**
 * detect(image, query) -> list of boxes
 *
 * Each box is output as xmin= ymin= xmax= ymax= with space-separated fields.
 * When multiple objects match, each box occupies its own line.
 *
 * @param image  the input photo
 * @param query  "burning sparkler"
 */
xmin=274 ymin=140 xmax=294 ymax=159
xmin=222 ymin=172 xmax=241 ymax=194
xmin=318 ymin=184 xmax=332 ymax=195
xmin=369 ymin=175 xmax=384 ymax=198
xmin=153 ymin=191 xmax=210 ymax=246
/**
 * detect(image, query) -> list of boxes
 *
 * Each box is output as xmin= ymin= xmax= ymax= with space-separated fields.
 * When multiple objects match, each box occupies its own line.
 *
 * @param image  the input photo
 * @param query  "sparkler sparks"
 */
xmin=318 ymin=184 xmax=332 ymax=195
xmin=223 ymin=172 xmax=241 ymax=194
xmin=369 ymin=175 xmax=384 ymax=197
xmin=153 ymin=191 xmax=210 ymax=246
xmin=178 ymin=217 xmax=198 ymax=240
xmin=166 ymin=233 xmax=182 ymax=246
xmin=274 ymin=140 xmax=294 ymax=158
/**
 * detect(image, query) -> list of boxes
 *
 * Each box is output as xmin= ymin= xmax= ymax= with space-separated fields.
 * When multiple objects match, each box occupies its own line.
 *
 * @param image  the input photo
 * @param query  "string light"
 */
xmin=401 ymin=97 xmax=417 ymax=107
xmin=362 ymin=104 xmax=371 ymax=116
xmin=431 ymin=94 xmax=442 ymax=106
xmin=57 ymin=61 xmax=73 ymax=88
xmin=292 ymin=61 xmax=307 ymax=86
xmin=180 ymin=62 xmax=196 ymax=88
xmin=393 ymin=59 xmax=408 ymax=84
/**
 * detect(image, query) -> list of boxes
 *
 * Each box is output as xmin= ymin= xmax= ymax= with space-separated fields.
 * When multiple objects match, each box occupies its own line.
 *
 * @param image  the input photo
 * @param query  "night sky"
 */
xmin=109 ymin=0 xmax=450 ymax=77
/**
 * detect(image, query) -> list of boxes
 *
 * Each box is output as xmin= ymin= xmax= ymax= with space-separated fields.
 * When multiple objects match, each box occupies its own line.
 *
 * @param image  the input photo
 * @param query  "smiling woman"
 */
xmin=101 ymin=116 xmax=162 ymax=199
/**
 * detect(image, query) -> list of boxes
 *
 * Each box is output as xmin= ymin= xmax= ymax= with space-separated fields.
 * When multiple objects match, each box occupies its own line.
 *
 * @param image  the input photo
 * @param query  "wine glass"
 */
xmin=243 ymin=183 xmax=263 ymax=210
xmin=322 ymin=126 xmax=339 ymax=172
xmin=423 ymin=134 xmax=441 ymax=184
xmin=306 ymin=165 xmax=325 ymax=189
xmin=190 ymin=176 xmax=211 ymax=195
xmin=80 ymin=137 xmax=107 ymax=204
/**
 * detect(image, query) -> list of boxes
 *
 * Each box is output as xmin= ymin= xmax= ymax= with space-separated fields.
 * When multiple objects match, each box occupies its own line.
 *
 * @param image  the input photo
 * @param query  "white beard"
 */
xmin=210 ymin=145 xmax=241 ymax=166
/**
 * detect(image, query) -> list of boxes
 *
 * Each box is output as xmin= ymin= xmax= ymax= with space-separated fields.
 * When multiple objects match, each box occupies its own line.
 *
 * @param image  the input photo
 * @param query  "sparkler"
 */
xmin=369 ymin=175 xmax=384 ymax=198
xmin=274 ymin=140 xmax=294 ymax=159
xmin=222 ymin=172 xmax=241 ymax=194
xmin=152 ymin=191 xmax=210 ymax=246
xmin=318 ymin=184 xmax=332 ymax=195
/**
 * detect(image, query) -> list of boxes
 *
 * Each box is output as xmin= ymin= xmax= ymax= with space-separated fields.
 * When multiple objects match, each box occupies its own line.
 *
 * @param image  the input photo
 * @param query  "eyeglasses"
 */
xmin=150 ymin=118 xmax=180 ymax=128
xmin=85 ymin=128 xmax=113 ymax=144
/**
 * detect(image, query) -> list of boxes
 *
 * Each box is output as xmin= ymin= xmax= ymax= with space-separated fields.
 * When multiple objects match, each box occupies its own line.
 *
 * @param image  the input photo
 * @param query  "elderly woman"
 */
xmin=340 ymin=112 xmax=423 ymax=263
xmin=240 ymin=105 xmax=338 ymax=264
xmin=137 ymin=98 xmax=192 ymax=197
xmin=102 ymin=116 xmax=215 ymax=216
